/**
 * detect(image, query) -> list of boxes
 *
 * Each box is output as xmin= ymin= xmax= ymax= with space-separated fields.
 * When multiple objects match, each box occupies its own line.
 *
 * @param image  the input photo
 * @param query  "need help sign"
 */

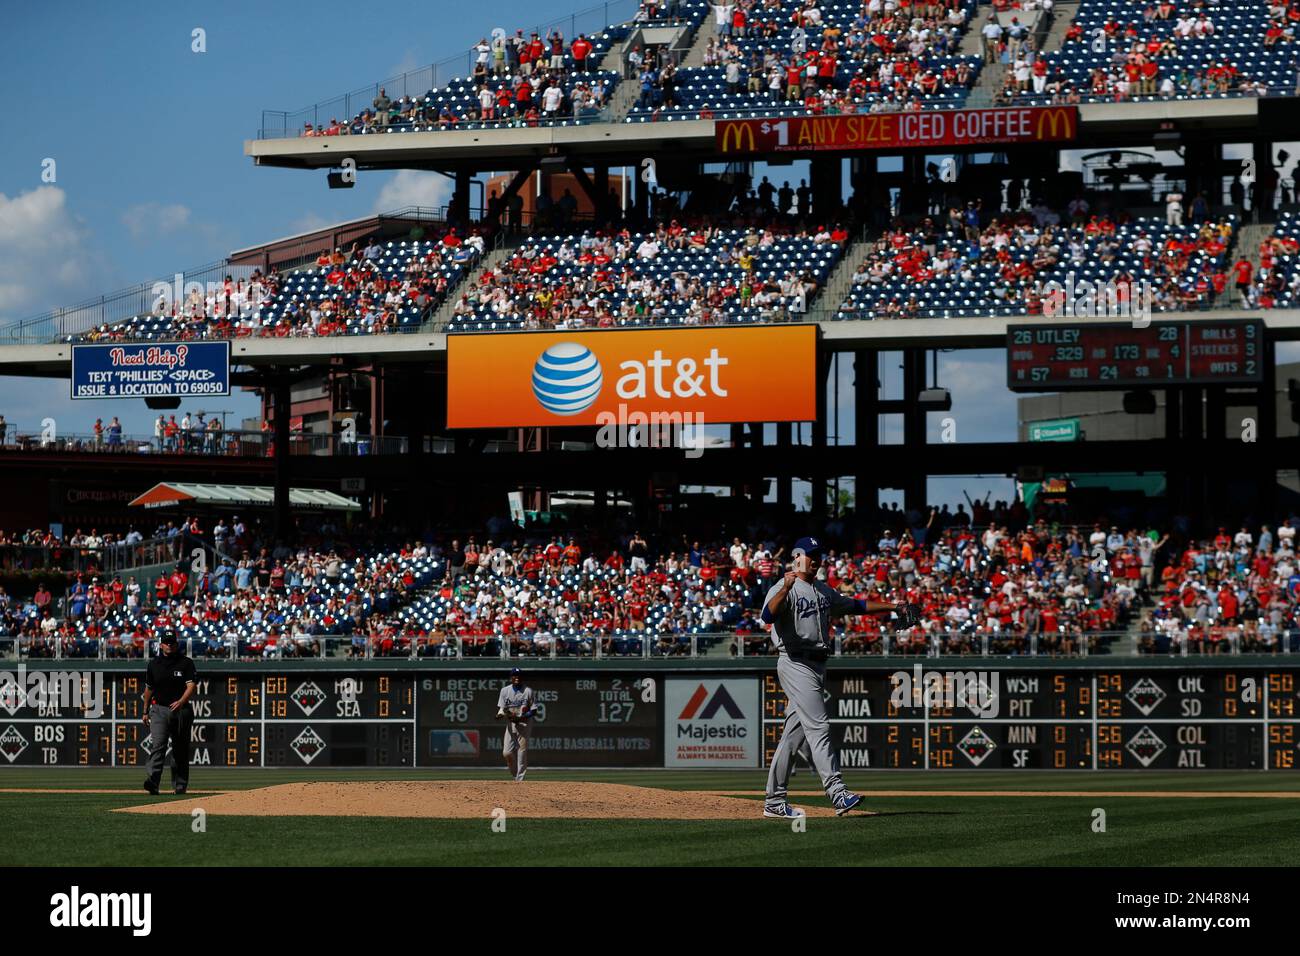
xmin=71 ymin=342 xmax=231 ymax=399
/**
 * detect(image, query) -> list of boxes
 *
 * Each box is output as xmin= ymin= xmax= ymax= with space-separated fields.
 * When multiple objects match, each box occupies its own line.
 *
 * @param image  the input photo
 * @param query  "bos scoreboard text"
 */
xmin=0 ymin=666 xmax=1296 ymax=770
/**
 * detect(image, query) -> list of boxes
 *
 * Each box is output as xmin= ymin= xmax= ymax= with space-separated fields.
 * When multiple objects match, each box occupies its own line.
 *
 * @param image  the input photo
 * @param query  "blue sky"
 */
xmin=0 ymin=0 xmax=580 ymax=434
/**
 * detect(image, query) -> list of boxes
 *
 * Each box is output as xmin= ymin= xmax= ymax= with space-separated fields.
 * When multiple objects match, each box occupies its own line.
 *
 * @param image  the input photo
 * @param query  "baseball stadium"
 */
xmin=3 ymin=0 xmax=1300 ymax=909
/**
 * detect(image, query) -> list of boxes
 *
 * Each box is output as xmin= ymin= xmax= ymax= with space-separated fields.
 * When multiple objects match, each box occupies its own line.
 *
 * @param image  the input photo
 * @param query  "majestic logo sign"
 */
xmin=666 ymin=678 xmax=759 ymax=766
xmin=678 ymin=683 xmax=745 ymax=720
xmin=531 ymin=342 xmax=603 ymax=415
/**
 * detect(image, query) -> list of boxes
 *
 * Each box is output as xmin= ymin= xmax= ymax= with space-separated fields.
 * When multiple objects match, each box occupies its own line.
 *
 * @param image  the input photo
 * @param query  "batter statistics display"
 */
xmin=762 ymin=669 xmax=1300 ymax=770
xmin=418 ymin=675 xmax=662 ymax=767
xmin=1006 ymin=320 xmax=1264 ymax=390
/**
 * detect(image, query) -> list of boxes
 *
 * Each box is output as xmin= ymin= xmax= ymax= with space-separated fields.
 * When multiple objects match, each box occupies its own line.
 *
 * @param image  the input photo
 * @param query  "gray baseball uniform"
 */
xmin=497 ymin=683 xmax=535 ymax=780
xmin=762 ymin=577 xmax=862 ymax=808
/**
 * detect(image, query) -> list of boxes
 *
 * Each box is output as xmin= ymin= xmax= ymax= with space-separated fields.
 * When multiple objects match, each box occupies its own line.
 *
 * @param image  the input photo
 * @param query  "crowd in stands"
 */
xmin=300 ymin=24 xmax=637 ymax=136
xmin=631 ymin=0 xmax=981 ymax=119
xmin=987 ymin=0 xmax=1300 ymax=106
xmin=10 ymin=501 xmax=1299 ymax=659
xmin=838 ymin=204 xmax=1238 ymax=318
xmin=71 ymin=230 xmax=482 ymax=344
xmin=449 ymin=220 xmax=846 ymax=329
xmin=1241 ymin=213 xmax=1300 ymax=307
xmin=1138 ymin=520 xmax=1300 ymax=652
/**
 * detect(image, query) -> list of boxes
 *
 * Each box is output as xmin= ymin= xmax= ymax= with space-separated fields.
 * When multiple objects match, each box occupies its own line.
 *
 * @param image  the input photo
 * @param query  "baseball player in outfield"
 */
xmin=496 ymin=667 xmax=535 ymax=781
xmin=761 ymin=536 xmax=921 ymax=818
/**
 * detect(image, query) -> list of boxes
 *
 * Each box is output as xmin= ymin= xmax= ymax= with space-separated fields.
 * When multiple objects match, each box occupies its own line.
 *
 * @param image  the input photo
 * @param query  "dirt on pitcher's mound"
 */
xmin=114 ymin=781 xmax=841 ymax=819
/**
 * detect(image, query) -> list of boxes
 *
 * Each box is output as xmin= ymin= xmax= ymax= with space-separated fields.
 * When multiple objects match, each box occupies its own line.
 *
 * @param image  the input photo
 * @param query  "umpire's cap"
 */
xmin=159 ymin=632 xmax=178 ymax=647
xmin=791 ymin=536 xmax=825 ymax=559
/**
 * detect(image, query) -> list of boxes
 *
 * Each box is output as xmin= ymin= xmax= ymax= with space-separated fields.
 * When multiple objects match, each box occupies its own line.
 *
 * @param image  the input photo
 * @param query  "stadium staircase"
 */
xmin=427 ymin=234 xmax=524 ymax=331
xmin=604 ymin=19 xmax=703 ymax=122
xmin=1234 ymin=219 xmax=1273 ymax=273
xmin=1041 ymin=1 xmax=1080 ymax=52
xmin=818 ymin=230 xmax=877 ymax=316
xmin=678 ymin=17 xmax=717 ymax=69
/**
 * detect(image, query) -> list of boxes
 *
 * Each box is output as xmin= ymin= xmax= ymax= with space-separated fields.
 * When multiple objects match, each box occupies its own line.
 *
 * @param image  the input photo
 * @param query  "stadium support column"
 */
xmin=1205 ymin=385 xmax=1226 ymax=513
xmin=810 ymin=349 xmax=831 ymax=522
xmin=1181 ymin=386 xmax=1205 ymax=519
xmin=810 ymin=157 xmax=842 ymax=222
xmin=1256 ymin=337 xmax=1278 ymax=519
xmin=594 ymin=166 xmax=609 ymax=224
xmin=854 ymin=348 xmax=879 ymax=521
xmin=902 ymin=349 xmax=926 ymax=514
xmin=272 ymin=372 xmax=291 ymax=543
xmin=776 ymin=421 xmax=792 ymax=510
xmin=1164 ymin=388 xmax=1183 ymax=515
xmin=370 ymin=365 xmax=384 ymax=520
xmin=454 ymin=170 xmax=471 ymax=226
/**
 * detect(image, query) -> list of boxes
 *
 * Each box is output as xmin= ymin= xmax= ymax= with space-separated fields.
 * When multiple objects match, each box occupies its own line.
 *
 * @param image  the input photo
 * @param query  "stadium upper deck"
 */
xmin=246 ymin=0 xmax=1300 ymax=172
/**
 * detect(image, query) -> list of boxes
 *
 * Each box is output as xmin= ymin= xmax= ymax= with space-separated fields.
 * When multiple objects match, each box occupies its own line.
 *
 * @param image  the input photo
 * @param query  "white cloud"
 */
xmin=0 ymin=186 xmax=96 ymax=320
xmin=121 ymin=202 xmax=192 ymax=240
xmin=372 ymin=170 xmax=453 ymax=214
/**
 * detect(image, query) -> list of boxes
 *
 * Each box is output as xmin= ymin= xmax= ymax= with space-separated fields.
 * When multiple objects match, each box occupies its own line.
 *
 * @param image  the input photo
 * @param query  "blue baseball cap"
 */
xmin=510 ymin=667 xmax=522 ymax=676
xmin=791 ymin=536 xmax=825 ymax=558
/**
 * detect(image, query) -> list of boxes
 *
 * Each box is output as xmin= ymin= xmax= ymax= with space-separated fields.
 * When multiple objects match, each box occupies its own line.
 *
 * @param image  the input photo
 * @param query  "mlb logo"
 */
xmin=429 ymin=730 xmax=480 ymax=757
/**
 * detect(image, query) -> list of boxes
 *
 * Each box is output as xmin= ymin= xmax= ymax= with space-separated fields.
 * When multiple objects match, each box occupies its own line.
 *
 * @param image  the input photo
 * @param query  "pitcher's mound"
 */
xmin=115 ymin=781 xmax=841 ymax=820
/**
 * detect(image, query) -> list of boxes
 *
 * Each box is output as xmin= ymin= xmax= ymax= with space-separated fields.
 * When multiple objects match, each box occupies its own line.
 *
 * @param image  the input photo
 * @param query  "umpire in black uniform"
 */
xmin=141 ymin=632 xmax=197 ymax=795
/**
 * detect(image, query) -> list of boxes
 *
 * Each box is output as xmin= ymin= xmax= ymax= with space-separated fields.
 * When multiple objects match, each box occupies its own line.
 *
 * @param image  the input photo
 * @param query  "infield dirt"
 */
xmin=114 ymin=780 xmax=843 ymax=819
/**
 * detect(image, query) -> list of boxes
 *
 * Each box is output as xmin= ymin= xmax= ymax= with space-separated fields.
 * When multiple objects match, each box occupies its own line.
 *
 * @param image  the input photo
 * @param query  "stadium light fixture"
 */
xmin=916 ymin=387 xmax=952 ymax=411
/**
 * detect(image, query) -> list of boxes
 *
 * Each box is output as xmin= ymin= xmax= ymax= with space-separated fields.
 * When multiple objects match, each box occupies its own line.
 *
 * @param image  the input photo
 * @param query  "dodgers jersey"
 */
xmin=497 ymin=683 xmax=535 ymax=719
xmin=761 ymin=578 xmax=863 ymax=654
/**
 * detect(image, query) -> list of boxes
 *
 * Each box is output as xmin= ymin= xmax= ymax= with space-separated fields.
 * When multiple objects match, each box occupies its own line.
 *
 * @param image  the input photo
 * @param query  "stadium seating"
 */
xmin=627 ymin=0 xmax=982 ymax=120
xmin=837 ymin=213 xmax=1237 ymax=319
xmin=1014 ymin=0 xmax=1296 ymax=104
xmin=12 ymin=520 xmax=1204 ymax=659
xmin=1251 ymin=210 xmax=1300 ymax=307
xmin=449 ymin=226 xmax=844 ymax=330
xmin=68 ymin=235 xmax=481 ymax=344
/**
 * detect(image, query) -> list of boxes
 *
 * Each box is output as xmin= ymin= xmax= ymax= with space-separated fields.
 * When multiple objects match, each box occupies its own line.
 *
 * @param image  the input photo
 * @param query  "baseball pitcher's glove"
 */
xmin=894 ymin=603 xmax=924 ymax=628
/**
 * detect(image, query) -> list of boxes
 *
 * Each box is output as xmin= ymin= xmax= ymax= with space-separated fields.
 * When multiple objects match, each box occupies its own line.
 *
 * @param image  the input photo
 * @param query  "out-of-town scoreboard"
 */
xmin=1007 ymin=320 xmax=1265 ymax=390
xmin=1 ymin=666 xmax=1296 ymax=770
xmin=761 ymin=667 xmax=1299 ymax=770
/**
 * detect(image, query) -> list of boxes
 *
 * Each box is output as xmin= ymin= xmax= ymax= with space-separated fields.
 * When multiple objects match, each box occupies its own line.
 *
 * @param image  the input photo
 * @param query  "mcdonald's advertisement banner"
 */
xmin=715 ymin=106 xmax=1078 ymax=155
xmin=446 ymin=325 xmax=817 ymax=428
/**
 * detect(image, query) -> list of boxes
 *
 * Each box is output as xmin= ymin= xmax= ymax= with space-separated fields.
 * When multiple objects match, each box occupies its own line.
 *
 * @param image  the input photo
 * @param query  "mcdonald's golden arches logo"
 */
xmin=1034 ymin=107 xmax=1075 ymax=141
xmin=718 ymin=121 xmax=757 ymax=154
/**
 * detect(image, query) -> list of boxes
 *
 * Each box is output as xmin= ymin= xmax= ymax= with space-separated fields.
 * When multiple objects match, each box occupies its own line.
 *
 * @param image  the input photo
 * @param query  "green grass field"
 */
xmin=3 ymin=768 xmax=1298 ymax=866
